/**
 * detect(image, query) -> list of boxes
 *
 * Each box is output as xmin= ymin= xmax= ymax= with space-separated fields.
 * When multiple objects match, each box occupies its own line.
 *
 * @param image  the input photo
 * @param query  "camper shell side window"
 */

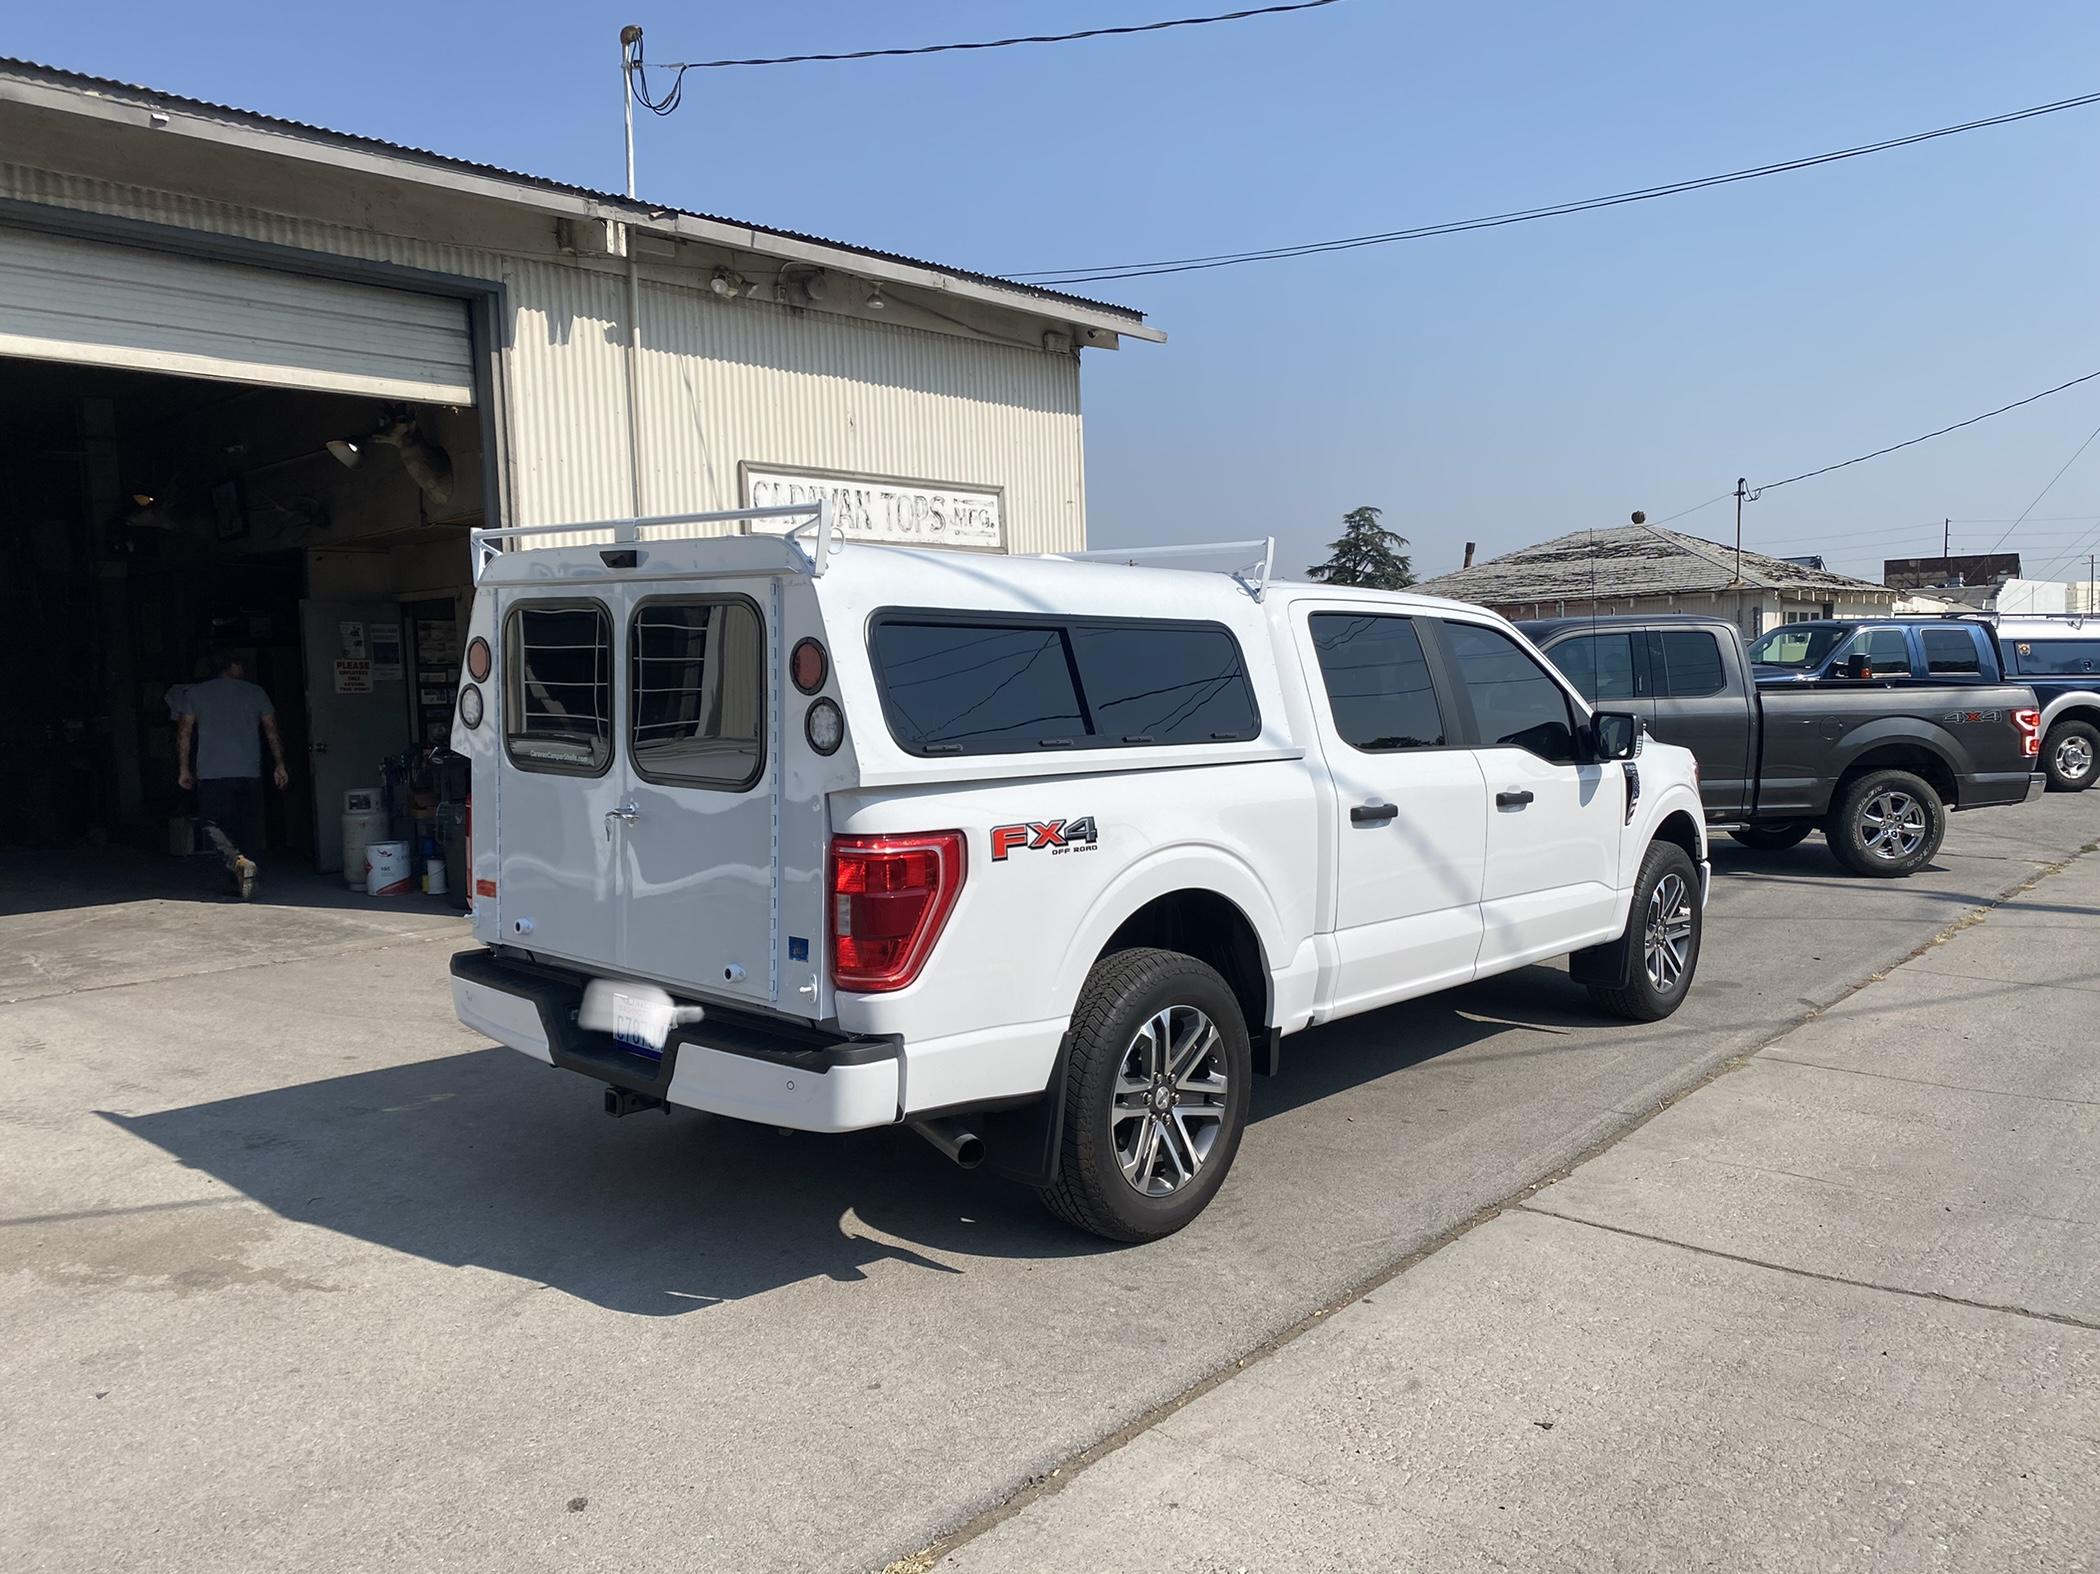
xmin=503 ymin=599 xmax=614 ymax=777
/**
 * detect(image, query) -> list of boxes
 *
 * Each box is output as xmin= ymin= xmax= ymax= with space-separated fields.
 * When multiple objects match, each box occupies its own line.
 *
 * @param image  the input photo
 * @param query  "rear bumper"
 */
xmin=1963 ymin=770 xmax=2049 ymax=809
xmin=449 ymin=949 xmax=901 ymax=1133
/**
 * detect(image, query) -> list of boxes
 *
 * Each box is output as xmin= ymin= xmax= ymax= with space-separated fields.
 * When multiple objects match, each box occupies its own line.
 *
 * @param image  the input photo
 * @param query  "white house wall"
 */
xmin=0 ymin=163 xmax=1086 ymax=551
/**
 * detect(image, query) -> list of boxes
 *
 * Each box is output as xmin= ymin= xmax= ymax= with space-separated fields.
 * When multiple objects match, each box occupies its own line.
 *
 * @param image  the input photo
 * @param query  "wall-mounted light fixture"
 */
xmin=865 ymin=282 xmax=886 ymax=311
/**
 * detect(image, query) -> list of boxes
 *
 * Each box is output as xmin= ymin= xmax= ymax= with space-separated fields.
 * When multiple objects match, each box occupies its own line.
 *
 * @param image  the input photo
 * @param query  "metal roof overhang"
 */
xmin=0 ymin=63 xmax=1165 ymax=347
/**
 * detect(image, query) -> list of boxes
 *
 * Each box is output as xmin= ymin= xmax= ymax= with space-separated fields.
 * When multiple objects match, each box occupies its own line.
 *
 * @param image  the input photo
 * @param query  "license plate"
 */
xmin=612 ymin=993 xmax=662 ymax=1055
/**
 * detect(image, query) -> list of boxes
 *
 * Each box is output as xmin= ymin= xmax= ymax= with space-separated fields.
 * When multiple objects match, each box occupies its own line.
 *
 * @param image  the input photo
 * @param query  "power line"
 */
xmin=1751 ymin=369 xmax=2100 ymax=494
xmin=1005 ymin=89 xmax=2100 ymax=285
xmin=1982 ymin=419 xmax=2100 ymax=554
xmin=632 ymin=0 xmax=1344 ymax=96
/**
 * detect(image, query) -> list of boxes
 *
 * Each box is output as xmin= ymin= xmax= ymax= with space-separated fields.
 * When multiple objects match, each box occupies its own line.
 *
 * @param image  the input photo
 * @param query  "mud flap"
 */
xmin=1568 ymin=935 xmax=1631 ymax=989
xmin=979 ymin=1034 xmax=1072 ymax=1189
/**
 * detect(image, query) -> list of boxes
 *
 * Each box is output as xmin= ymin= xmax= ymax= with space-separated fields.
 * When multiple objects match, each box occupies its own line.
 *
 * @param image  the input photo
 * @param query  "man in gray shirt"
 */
xmin=177 ymin=653 xmax=290 ymax=898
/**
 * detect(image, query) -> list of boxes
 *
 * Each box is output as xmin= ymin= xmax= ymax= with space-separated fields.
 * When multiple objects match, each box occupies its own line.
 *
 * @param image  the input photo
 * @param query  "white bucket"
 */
xmin=365 ymin=840 xmax=413 ymax=897
xmin=342 ymin=810 xmax=388 ymax=889
xmin=423 ymin=861 xmax=448 ymax=897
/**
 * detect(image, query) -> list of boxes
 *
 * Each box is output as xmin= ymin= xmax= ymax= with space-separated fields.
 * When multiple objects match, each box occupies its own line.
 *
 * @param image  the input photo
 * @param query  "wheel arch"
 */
xmin=1061 ymin=848 xmax=1288 ymax=1055
xmin=2039 ymin=695 xmax=2100 ymax=734
xmin=1832 ymin=731 xmax=1961 ymax=808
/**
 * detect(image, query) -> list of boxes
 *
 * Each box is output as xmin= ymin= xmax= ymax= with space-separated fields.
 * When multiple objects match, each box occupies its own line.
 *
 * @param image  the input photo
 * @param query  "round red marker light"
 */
xmin=466 ymin=636 xmax=491 ymax=682
xmin=791 ymin=637 xmax=828 ymax=695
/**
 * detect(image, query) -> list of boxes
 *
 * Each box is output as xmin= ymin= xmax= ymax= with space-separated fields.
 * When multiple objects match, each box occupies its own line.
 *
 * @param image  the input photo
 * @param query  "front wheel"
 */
xmin=1037 ymin=948 xmax=1252 ymax=1243
xmin=2043 ymin=721 xmax=2098 ymax=792
xmin=1728 ymin=821 xmax=1812 ymax=852
xmin=1587 ymin=840 xmax=1703 ymax=1022
xmin=1825 ymin=768 xmax=1946 ymax=877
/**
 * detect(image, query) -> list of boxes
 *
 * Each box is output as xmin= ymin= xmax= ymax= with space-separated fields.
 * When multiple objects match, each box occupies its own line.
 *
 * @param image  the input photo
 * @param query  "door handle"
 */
xmin=1496 ymin=789 xmax=1534 ymax=809
xmin=310 ymin=742 xmax=328 ymax=755
xmin=1350 ymin=802 xmax=1399 ymax=824
xmin=603 ymin=802 xmax=640 ymax=841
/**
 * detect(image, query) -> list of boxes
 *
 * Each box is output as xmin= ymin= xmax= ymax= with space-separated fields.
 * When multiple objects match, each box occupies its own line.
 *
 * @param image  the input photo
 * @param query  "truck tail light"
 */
xmin=2015 ymin=707 xmax=2041 ymax=758
xmin=830 ymin=832 xmax=966 ymax=993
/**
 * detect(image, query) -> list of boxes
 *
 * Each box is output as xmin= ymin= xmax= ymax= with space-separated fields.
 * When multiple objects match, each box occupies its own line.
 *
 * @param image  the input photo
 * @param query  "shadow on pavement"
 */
xmin=0 ymin=847 xmax=460 ymax=918
xmin=100 ymin=973 xmax=1583 ymax=1315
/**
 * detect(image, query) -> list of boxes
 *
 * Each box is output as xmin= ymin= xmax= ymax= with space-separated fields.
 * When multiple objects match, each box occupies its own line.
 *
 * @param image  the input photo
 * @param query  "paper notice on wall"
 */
xmin=369 ymin=622 xmax=403 ymax=681
xmin=334 ymin=659 xmax=373 ymax=695
xmin=338 ymin=620 xmax=367 ymax=660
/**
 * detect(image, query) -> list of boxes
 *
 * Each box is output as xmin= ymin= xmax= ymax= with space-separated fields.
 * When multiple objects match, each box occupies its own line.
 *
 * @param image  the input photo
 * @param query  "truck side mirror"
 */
xmin=1591 ymin=711 xmax=1642 ymax=762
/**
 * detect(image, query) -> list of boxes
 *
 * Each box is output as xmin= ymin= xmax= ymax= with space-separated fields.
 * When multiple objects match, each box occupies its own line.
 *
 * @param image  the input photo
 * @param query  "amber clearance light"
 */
xmin=466 ymin=636 xmax=491 ymax=682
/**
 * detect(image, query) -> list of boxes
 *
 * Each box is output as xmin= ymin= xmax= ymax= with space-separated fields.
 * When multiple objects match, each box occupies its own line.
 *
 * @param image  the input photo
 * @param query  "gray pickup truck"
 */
xmin=1519 ymin=614 xmax=2044 ymax=877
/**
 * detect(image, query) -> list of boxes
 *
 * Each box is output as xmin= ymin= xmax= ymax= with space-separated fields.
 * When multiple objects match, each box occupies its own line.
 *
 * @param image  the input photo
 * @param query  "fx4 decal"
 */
xmin=991 ymin=817 xmax=1100 ymax=861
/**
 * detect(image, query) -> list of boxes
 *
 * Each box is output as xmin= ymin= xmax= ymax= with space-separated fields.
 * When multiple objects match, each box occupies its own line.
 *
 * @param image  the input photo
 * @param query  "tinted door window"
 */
xmin=629 ymin=599 xmax=765 ymax=788
xmin=2007 ymin=638 xmax=2100 ymax=676
xmin=1443 ymin=621 xmax=1578 ymax=764
xmin=1067 ymin=624 xmax=1259 ymax=744
xmin=1548 ymin=632 xmax=1638 ymax=703
xmin=1310 ymin=613 xmax=1446 ymax=751
xmin=1653 ymin=630 xmax=1727 ymax=697
xmin=1832 ymin=627 xmax=1911 ymax=674
xmin=504 ymin=601 xmax=613 ymax=775
xmin=1920 ymin=626 xmax=1983 ymax=676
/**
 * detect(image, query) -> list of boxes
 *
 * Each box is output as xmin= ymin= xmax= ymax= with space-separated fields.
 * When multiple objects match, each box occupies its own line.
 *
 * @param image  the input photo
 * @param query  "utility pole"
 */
xmin=620 ymin=25 xmax=641 ymax=198
xmin=1943 ymin=517 xmax=1951 ymax=581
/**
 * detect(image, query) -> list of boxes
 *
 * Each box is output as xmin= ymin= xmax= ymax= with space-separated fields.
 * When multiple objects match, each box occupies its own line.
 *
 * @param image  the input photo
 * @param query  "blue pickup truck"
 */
xmin=1747 ymin=616 xmax=2100 ymax=792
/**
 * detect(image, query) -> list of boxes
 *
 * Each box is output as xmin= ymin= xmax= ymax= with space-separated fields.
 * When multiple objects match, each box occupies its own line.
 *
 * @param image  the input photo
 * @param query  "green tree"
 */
xmin=1306 ymin=505 xmax=1414 ymax=589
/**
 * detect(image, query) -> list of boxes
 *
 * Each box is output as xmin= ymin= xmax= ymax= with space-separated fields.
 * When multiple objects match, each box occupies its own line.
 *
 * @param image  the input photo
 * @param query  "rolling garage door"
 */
xmin=0 ymin=228 xmax=475 ymax=403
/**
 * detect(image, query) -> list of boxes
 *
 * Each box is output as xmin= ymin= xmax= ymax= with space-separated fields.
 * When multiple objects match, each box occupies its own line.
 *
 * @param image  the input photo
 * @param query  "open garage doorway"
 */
xmin=0 ymin=357 xmax=490 ymax=893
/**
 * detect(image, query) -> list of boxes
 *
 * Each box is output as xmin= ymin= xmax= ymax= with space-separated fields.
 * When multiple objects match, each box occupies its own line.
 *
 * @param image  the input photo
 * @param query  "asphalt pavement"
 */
xmin=2 ymin=796 xmax=2095 ymax=1573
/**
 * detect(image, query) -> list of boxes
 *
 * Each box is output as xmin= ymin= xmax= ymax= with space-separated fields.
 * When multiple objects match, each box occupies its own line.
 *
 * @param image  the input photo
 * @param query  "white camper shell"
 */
xmin=449 ymin=508 xmax=1709 ymax=1240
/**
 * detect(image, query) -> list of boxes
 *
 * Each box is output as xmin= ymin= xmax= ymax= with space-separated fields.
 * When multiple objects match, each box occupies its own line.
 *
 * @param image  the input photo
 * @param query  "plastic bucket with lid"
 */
xmin=342 ymin=809 xmax=388 ymax=888
xmin=365 ymin=840 xmax=413 ymax=897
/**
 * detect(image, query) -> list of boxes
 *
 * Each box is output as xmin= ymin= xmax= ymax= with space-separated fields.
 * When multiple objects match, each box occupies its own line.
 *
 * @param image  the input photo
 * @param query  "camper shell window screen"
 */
xmin=869 ymin=612 xmax=1260 ymax=756
xmin=503 ymin=600 xmax=613 ymax=776
xmin=629 ymin=597 xmax=766 ymax=790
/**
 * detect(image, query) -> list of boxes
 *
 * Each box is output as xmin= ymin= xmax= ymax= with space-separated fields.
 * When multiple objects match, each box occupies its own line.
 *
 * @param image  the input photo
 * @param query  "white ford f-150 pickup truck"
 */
xmin=448 ymin=509 xmax=1708 ymax=1241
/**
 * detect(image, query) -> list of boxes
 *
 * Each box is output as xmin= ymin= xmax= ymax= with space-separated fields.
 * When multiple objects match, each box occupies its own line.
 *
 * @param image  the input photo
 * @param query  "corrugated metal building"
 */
xmin=0 ymin=58 xmax=1160 ymax=864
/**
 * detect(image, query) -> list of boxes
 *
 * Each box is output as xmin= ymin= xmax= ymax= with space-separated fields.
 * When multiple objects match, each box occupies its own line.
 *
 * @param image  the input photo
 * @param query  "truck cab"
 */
xmin=1746 ymin=619 xmax=1997 ymax=685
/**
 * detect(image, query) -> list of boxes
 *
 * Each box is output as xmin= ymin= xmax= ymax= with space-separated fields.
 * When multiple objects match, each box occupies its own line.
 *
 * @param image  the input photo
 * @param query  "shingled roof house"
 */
xmin=1417 ymin=524 xmax=1898 ymax=637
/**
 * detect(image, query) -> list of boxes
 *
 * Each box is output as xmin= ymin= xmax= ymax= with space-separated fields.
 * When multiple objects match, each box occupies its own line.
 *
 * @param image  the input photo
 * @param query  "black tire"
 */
xmin=1037 ymin=948 xmax=1252 ymax=1243
xmin=2042 ymin=720 xmax=2098 ymax=793
xmin=1587 ymin=840 xmax=1703 ymax=1022
xmin=1824 ymin=767 xmax=1947 ymax=878
xmin=1728 ymin=821 xmax=1812 ymax=852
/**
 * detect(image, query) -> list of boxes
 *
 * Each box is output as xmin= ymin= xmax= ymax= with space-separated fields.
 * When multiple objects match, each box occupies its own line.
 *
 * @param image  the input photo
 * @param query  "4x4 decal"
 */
xmin=991 ymin=817 xmax=1100 ymax=861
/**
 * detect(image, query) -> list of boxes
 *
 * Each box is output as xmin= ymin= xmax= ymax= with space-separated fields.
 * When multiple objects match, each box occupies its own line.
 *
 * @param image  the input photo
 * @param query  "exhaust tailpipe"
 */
xmin=911 ymin=1116 xmax=984 ymax=1170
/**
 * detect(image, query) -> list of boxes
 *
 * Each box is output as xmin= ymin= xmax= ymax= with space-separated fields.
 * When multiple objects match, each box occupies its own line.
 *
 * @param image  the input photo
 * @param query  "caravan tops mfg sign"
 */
xmin=743 ymin=467 xmax=1003 ymax=550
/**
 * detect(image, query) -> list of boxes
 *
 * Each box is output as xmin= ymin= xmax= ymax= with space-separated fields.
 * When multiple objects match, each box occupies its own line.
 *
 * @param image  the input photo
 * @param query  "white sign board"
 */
xmin=742 ymin=466 xmax=1003 ymax=551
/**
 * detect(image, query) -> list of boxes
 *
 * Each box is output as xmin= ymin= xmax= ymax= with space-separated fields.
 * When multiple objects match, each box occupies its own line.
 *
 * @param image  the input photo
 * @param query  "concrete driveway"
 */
xmin=3 ymin=799 xmax=2095 ymax=1573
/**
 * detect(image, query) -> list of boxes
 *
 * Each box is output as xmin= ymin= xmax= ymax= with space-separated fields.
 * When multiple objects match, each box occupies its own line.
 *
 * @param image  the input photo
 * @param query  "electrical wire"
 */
xmin=631 ymin=0 xmax=1344 ymax=99
xmin=1005 ymin=89 xmax=2100 ymax=284
xmin=1751 ymin=369 xmax=2100 ymax=495
xmin=1982 ymin=419 xmax=2100 ymax=555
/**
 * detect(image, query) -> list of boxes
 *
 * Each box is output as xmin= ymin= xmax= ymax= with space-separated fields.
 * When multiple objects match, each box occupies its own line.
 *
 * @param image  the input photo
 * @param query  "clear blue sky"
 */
xmin=14 ymin=1 xmax=2100 ymax=585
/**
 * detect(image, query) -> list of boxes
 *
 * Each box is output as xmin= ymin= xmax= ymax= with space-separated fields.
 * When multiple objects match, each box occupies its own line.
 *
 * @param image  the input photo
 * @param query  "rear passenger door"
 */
xmin=1647 ymin=626 xmax=1751 ymax=817
xmin=1301 ymin=609 xmax=1489 ymax=1015
xmin=1435 ymin=618 xmax=1623 ymax=970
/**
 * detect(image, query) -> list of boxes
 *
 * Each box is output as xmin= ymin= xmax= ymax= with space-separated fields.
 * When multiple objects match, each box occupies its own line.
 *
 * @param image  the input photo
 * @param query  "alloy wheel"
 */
xmin=1643 ymin=872 xmax=1694 ymax=993
xmin=1111 ymin=1004 xmax=1229 ymax=1197
xmin=1859 ymin=790 xmax=1928 ymax=861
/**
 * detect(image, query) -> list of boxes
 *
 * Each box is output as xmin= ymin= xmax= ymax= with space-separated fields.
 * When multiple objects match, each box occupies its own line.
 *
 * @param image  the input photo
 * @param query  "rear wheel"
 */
xmin=1037 ymin=948 xmax=1251 ymax=1243
xmin=1587 ymin=840 xmax=1703 ymax=1022
xmin=1825 ymin=768 xmax=1946 ymax=877
xmin=1728 ymin=821 xmax=1811 ymax=852
xmin=2043 ymin=721 xmax=2098 ymax=792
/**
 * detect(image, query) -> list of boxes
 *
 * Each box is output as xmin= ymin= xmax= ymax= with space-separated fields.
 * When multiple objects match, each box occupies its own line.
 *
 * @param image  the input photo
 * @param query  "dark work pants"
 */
xmin=195 ymin=776 xmax=263 ymax=870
